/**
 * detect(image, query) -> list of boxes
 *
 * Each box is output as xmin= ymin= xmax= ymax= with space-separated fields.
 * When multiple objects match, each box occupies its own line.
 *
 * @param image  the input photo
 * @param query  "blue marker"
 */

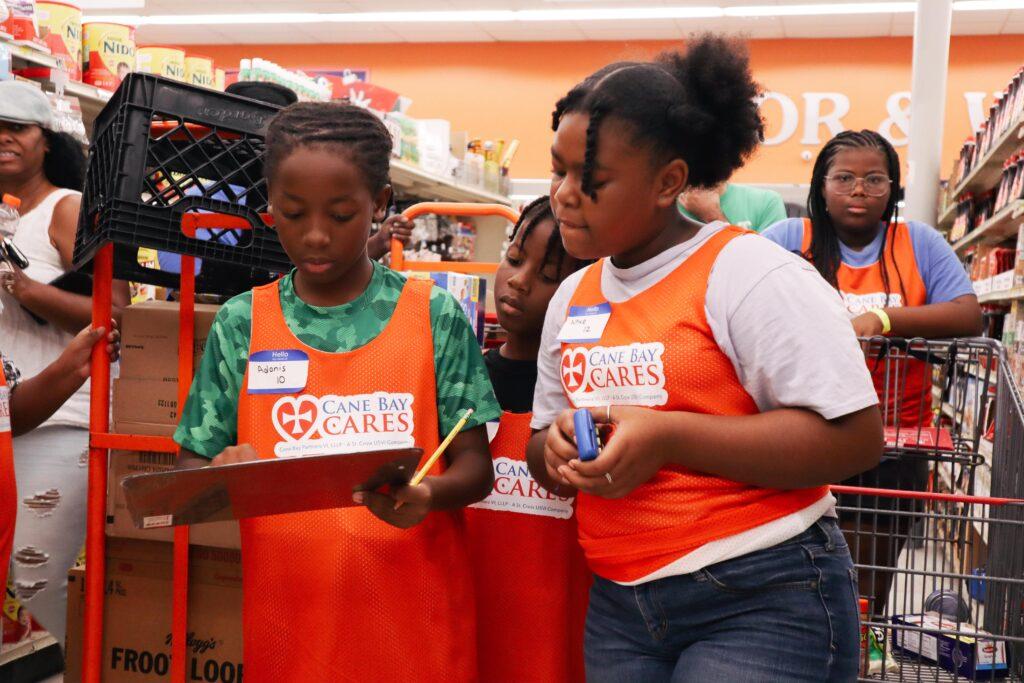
xmin=574 ymin=409 xmax=602 ymax=462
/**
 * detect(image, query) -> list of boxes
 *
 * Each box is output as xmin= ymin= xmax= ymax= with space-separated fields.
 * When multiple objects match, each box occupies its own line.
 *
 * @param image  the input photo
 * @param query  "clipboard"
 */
xmin=122 ymin=448 xmax=422 ymax=529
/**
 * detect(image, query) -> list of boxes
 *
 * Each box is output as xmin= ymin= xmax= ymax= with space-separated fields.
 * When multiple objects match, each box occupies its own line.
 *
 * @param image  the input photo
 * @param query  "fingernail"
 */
xmin=352 ymin=492 xmax=364 ymax=504
xmin=569 ymin=460 xmax=579 ymax=470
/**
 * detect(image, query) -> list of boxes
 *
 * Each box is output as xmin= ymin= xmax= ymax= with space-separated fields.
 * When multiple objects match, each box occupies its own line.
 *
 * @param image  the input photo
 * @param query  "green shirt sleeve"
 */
xmin=173 ymin=293 xmax=252 ymax=458
xmin=756 ymin=191 xmax=788 ymax=233
xmin=428 ymin=287 xmax=501 ymax=435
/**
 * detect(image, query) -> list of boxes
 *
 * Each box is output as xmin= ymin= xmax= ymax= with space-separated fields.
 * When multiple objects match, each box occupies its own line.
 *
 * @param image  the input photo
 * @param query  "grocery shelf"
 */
xmin=391 ymin=159 xmax=513 ymax=206
xmin=0 ymin=632 xmax=59 ymax=667
xmin=978 ymin=284 xmax=1024 ymax=304
xmin=952 ymin=199 xmax=1024 ymax=254
xmin=3 ymin=38 xmax=58 ymax=70
xmin=951 ymin=119 xmax=1024 ymax=198
xmin=935 ymin=202 xmax=956 ymax=233
xmin=1 ymin=35 xmax=112 ymax=129
xmin=1 ymin=35 xmax=514 ymax=207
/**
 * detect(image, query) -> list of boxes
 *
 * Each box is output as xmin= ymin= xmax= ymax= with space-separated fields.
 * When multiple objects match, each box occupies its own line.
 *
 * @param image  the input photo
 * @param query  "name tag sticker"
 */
xmin=557 ymin=303 xmax=611 ymax=343
xmin=247 ymin=349 xmax=309 ymax=394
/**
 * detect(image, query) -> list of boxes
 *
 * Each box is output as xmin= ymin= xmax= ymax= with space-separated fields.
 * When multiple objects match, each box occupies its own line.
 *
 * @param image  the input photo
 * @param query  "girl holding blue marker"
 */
xmin=527 ymin=35 xmax=884 ymax=681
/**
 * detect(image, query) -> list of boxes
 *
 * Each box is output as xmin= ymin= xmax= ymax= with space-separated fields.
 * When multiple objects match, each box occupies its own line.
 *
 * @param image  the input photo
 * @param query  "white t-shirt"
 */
xmin=532 ymin=222 xmax=878 ymax=585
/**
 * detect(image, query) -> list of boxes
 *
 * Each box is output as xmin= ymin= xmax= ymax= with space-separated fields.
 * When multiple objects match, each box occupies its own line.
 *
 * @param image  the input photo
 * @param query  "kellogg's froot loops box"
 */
xmin=83 ymin=21 xmax=135 ymax=91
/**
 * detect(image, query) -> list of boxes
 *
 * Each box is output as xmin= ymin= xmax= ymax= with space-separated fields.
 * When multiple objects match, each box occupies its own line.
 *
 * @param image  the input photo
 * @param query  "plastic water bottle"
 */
xmin=0 ymin=193 xmax=28 ymax=269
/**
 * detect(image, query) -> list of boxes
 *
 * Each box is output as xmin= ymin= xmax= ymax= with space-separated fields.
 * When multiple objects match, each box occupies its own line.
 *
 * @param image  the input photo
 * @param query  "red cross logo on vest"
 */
xmin=560 ymin=348 xmax=588 ymax=393
xmin=271 ymin=395 xmax=320 ymax=442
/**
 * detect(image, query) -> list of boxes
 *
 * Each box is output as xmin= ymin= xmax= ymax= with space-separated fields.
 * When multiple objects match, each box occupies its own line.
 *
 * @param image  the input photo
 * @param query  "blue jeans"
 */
xmin=584 ymin=517 xmax=860 ymax=682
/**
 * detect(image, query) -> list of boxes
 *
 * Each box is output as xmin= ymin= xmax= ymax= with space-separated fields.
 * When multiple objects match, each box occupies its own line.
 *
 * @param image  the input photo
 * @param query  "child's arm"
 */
xmin=853 ymin=225 xmax=982 ymax=338
xmin=354 ymin=286 xmax=499 ymax=528
xmin=355 ymin=426 xmax=493 ymax=529
xmin=535 ymin=404 xmax=881 ymax=498
xmin=9 ymin=325 xmax=119 ymax=436
xmin=852 ymin=294 xmax=983 ymax=338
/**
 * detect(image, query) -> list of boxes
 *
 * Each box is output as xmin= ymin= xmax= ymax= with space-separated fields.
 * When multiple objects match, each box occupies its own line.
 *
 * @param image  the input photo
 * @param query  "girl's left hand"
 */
xmin=851 ymin=312 xmax=884 ymax=337
xmin=354 ymin=480 xmax=434 ymax=529
xmin=554 ymin=406 xmax=668 ymax=499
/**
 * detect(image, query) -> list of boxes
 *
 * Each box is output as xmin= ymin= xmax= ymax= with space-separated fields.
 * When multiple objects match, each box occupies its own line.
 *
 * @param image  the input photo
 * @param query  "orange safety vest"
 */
xmin=800 ymin=219 xmax=930 ymax=427
xmin=561 ymin=226 xmax=829 ymax=583
xmin=237 ymin=277 xmax=477 ymax=683
xmin=465 ymin=411 xmax=589 ymax=682
xmin=0 ymin=369 xmax=13 ymax=592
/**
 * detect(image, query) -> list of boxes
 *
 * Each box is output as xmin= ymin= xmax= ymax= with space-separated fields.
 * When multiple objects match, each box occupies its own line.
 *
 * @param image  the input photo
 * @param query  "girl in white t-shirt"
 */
xmin=526 ymin=35 xmax=882 ymax=681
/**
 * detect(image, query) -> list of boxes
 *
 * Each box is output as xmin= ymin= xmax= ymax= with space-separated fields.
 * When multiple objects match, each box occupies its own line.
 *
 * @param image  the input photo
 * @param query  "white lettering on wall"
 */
xmin=879 ymin=91 xmax=911 ymax=146
xmin=759 ymin=91 xmax=800 ymax=146
xmin=801 ymin=92 xmax=851 ymax=144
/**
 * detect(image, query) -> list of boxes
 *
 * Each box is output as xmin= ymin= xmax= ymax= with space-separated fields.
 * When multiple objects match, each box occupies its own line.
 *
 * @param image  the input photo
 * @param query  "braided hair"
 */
xmin=806 ymin=130 xmax=906 ymax=305
xmin=508 ymin=195 xmax=591 ymax=278
xmin=263 ymin=102 xmax=393 ymax=192
xmin=552 ymin=34 xmax=764 ymax=201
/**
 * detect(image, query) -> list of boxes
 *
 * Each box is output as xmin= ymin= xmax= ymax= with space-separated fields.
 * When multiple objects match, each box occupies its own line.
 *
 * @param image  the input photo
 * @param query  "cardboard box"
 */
xmin=892 ymin=613 xmax=1008 ymax=678
xmin=106 ymin=445 xmax=241 ymax=549
xmin=120 ymin=301 xmax=220 ymax=383
xmin=113 ymin=378 xmax=180 ymax=427
xmin=66 ymin=539 xmax=243 ymax=683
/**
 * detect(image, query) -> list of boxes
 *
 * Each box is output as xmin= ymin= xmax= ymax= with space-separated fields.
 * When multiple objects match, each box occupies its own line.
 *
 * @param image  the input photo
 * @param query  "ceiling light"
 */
xmin=726 ymin=2 xmax=916 ymax=17
xmin=85 ymin=3 xmax=942 ymax=28
xmin=953 ymin=0 xmax=1024 ymax=9
xmin=77 ymin=0 xmax=143 ymax=8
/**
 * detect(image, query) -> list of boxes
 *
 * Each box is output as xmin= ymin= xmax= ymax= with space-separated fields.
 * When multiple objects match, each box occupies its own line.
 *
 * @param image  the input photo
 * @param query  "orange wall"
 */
xmin=195 ymin=36 xmax=1022 ymax=184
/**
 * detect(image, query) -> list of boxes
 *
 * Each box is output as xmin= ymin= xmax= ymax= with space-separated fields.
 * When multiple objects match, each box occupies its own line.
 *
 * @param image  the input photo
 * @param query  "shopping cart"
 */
xmin=835 ymin=337 xmax=1024 ymax=681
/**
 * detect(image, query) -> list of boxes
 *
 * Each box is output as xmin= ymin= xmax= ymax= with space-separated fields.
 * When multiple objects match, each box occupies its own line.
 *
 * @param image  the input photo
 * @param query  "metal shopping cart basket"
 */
xmin=835 ymin=337 xmax=1024 ymax=681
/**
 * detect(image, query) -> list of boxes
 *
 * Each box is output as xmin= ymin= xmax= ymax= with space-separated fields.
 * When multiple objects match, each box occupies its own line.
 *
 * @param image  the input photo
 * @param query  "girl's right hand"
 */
xmin=544 ymin=409 xmax=583 ymax=488
xmin=211 ymin=444 xmax=260 ymax=466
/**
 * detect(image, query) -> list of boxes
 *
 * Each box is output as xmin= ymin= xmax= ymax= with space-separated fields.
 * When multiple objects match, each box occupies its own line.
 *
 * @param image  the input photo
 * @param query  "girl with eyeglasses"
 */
xmin=762 ymin=130 xmax=982 ymax=616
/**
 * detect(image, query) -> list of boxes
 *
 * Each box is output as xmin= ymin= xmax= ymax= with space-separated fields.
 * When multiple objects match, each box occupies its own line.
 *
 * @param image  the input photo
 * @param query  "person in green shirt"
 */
xmin=678 ymin=182 xmax=787 ymax=232
xmin=174 ymin=101 xmax=500 ymax=526
xmin=173 ymin=262 xmax=501 ymax=461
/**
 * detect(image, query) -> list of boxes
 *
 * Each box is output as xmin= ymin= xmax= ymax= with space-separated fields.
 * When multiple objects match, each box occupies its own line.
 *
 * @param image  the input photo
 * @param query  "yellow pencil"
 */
xmin=409 ymin=408 xmax=474 ymax=487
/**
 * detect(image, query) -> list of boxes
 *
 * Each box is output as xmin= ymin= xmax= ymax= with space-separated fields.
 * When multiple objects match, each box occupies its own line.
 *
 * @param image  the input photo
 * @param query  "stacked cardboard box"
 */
xmin=110 ymin=301 xmax=240 ymax=548
xmin=65 ymin=539 xmax=243 ymax=683
xmin=113 ymin=300 xmax=220 ymax=433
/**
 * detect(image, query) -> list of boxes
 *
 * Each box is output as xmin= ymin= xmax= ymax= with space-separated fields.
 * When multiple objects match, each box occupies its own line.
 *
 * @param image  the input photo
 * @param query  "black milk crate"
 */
xmin=73 ymin=73 xmax=292 ymax=295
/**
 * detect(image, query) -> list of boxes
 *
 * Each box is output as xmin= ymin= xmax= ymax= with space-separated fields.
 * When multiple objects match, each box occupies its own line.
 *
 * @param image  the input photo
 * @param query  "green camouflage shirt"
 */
xmin=174 ymin=263 xmax=500 ymax=457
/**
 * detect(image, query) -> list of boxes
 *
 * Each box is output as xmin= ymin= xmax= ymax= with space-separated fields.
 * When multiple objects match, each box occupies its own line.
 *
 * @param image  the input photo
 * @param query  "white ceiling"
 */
xmin=83 ymin=1 xmax=1024 ymax=44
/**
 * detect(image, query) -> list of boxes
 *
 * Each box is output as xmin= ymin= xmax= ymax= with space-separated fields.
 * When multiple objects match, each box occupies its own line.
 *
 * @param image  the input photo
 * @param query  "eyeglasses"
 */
xmin=824 ymin=173 xmax=893 ymax=197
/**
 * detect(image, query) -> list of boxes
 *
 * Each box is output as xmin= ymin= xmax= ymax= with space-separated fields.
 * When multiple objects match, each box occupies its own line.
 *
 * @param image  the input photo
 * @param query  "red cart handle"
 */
xmin=390 ymin=202 xmax=520 ymax=273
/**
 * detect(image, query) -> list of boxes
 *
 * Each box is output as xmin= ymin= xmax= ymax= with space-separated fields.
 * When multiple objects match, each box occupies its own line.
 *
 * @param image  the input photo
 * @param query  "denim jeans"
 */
xmin=584 ymin=517 xmax=860 ymax=682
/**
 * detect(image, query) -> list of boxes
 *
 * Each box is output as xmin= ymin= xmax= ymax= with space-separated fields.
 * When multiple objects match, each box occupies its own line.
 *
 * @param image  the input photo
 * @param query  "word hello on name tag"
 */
xmin=557 ymin=302 xmax=611 ymax=344
xmin=247 ymin=349 xmax=309 ymax=394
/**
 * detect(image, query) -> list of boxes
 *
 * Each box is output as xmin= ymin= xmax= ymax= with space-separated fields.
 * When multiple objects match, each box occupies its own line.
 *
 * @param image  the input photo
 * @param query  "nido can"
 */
xmin=35 ymin=2 xmax=81 ymax=81
xmin=184 ymin=54 xmax=213 ymax=89
xmin=136 ymin=45 xmax=185 ymax=81
xmin=82 ymin=21 xmax=135 ymax=91
xmin=1 ymin=0 xmax=40 ymax=43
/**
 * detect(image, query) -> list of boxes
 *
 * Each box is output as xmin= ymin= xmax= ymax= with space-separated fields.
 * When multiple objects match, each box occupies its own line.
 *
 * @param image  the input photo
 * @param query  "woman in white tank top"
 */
xmin=0 ymin=83 xmax=130 ymax=649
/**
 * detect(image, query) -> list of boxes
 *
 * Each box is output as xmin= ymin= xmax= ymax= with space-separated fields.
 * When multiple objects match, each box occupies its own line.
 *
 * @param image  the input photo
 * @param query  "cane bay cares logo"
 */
xmin=560 ymin=342 xmax=668 ymax=407
xmin=271 ymin=392 xmax=415 ymax=458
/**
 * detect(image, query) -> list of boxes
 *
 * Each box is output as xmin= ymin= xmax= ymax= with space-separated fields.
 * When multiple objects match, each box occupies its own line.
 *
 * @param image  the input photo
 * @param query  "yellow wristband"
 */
xmin=868 ymin=308 xmax=892 ymax=335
